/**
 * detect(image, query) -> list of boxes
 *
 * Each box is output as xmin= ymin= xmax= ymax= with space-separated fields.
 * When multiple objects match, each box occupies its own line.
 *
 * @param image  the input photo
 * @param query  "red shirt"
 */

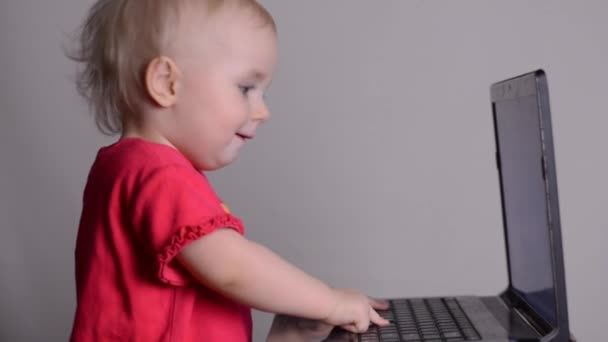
xmin=70 ymin=138 xmax=252 ymax=341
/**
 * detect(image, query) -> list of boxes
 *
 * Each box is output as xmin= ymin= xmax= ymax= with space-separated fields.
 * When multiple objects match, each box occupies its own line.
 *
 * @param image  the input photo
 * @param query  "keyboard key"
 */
xmin=443 ymin=331 xmax=462 ymax=338
xmin=399 ymin=324 xmax=416 ymax=330
xmin=400 ymin=332 xmax=420 ymax=341
xmin=422 ymin=333 xmax=441 ymax=339
xmin=381 ymin=332 xmax=399 ymax=338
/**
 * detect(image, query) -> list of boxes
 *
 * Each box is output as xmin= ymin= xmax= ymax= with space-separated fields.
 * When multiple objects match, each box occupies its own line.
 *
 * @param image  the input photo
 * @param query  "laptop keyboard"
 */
xmin=359 ymin=298 xmax=481 ymax=342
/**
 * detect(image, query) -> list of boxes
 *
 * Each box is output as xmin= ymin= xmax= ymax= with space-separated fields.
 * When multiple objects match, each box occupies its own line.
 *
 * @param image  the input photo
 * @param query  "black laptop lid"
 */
xmin=491 ymin=70 xmax=569 ymax=336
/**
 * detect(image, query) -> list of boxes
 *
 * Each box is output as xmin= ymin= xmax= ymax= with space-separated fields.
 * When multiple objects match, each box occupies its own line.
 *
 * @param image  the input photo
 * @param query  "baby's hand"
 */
xmin=323 ymin=288 xmax=391 ymax=333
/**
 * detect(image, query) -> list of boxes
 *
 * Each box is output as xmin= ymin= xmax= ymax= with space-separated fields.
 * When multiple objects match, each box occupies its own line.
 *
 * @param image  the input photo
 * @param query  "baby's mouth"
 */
xmin=236 ymin=133 xmax=253 ymax=140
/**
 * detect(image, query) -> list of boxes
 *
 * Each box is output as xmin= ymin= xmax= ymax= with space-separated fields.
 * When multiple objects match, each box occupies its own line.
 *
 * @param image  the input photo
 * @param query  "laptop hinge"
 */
xmin=513 ymin=306 xmax=544 ymax=336
xmin=500 ymin=290 xmax=553 ymax=336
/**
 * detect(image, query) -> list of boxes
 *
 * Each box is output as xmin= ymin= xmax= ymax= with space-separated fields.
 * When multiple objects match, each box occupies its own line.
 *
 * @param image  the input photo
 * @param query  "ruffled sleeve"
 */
xmin=130 ymin=164 xmax=245 ymax=286
xmin=157 ymin=213 xmax=244 ymax=285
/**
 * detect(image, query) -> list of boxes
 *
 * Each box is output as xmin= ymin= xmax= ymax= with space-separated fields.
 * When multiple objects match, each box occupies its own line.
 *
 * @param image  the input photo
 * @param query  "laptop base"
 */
xmin=325 ymin=295 xmax=539 ymax=342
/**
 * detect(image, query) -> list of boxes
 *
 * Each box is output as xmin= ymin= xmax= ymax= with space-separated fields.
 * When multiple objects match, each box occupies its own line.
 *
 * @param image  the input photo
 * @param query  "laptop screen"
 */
xmin=494 ymin=94 xmax=557 ymax=327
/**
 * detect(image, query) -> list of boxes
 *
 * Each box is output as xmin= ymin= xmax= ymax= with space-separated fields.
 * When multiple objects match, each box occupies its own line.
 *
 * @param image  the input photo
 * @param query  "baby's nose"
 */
xmin=252 ymin=105 xmax=271 ymax=122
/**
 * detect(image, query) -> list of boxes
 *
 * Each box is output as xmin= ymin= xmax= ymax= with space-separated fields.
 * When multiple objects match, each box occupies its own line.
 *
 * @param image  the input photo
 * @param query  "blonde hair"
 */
xmin=69 ymin=0 xmax=276 ymax=135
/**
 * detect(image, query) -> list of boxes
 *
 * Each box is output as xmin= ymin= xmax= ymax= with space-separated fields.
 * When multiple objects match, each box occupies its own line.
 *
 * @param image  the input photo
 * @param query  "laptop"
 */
xmin=326 ymin=70 xmax=574 ymax=342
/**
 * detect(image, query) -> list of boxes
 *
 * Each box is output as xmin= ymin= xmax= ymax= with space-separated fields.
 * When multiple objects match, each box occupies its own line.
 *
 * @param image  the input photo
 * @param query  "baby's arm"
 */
xmin=178 ymin=228 xmax=335 ymax=319
xmin=177 ymin=228 xmax=389 ymax=332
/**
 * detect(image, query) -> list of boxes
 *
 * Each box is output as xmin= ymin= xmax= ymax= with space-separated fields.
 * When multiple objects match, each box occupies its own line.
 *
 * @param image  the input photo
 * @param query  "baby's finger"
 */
xmin=340 ymin=323 xmax=360 ymax=334
xmin=354 ymin=317 xmax=370 ymax=333
xmin=369 ymin=297 xmax=390 ymax=310
xmin=369 ymin=307 xmax=391 ymax=327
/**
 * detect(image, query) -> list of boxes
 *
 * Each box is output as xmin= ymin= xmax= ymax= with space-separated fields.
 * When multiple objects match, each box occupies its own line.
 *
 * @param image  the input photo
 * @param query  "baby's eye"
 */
xmin=239 ymin=85 xmax=254 ymax=95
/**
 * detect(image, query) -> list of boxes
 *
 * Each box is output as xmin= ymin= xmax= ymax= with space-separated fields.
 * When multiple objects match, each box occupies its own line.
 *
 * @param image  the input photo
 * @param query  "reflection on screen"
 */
xmin=494 ymin=95 xmax=557 ymax=326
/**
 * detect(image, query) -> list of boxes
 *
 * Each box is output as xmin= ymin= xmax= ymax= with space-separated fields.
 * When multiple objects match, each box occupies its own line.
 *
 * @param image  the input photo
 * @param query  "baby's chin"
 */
xmin=187 ymin=137 xmax=246 ymax=171
xmin=194 ymin=152 xmax=242 ymax=172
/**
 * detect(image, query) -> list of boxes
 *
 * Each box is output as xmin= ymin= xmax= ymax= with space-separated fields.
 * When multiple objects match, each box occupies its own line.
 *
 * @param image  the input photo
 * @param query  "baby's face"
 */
xmin=168 ymin=6 xmax=278 ymax=170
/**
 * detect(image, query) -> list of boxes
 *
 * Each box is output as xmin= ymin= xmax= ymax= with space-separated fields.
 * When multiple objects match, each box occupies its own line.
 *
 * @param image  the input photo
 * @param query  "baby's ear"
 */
xmin=145 ymin=56 xmax=181 ymax=107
